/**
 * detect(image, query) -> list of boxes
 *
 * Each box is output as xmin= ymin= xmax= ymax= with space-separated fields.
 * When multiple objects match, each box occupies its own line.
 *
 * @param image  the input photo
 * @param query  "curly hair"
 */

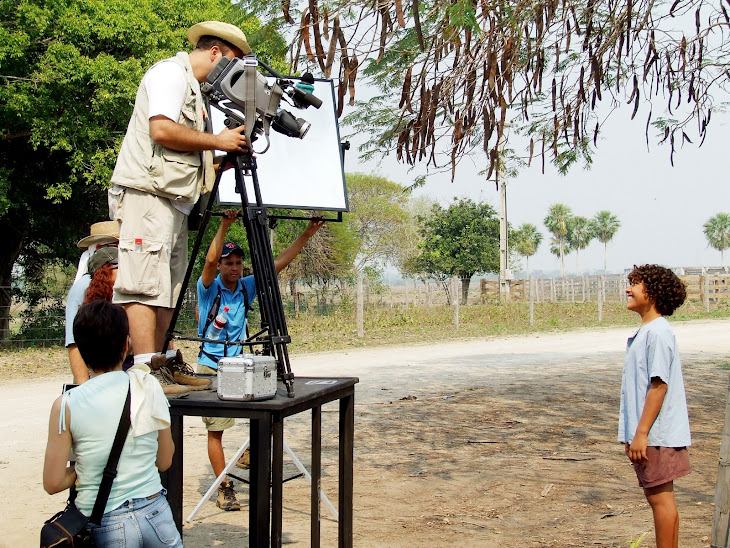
xmin=627 ymin=264 xmax=687 ymax=316
xmin=83 ymin=263 xmax=116 ymax=304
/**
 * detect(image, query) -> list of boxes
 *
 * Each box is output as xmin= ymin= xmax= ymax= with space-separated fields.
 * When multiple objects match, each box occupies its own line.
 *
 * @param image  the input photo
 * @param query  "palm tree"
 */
xmin=567 ymin=216 xmax=594 ymax=275
xmin=544 ymin=203 xmax=572 ymax=277
xmin=592 ymin=210 xmax=620 ymax=273
xmin=512 ymin=223 xmax=543 ymax=273
xmin=703 ymin=213 xmax=730 ymax=265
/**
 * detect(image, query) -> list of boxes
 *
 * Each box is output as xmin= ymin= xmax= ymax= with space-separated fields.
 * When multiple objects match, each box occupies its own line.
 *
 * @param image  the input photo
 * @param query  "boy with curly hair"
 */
xmin=618 ymin=264 xmax=690 ymax=548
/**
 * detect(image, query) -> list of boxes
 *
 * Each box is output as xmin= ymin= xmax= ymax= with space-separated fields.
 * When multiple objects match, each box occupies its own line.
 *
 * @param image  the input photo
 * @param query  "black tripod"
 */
xmin=163 ymin=150 xmax=297 ymax=397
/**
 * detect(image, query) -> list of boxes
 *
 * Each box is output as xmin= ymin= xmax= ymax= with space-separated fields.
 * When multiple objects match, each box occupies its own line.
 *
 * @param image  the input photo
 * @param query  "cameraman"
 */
xmin=108 ymin=21 xmax=251 ymax=371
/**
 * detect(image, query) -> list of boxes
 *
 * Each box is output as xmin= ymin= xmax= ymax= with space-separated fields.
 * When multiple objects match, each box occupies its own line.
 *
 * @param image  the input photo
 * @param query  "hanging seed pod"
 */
xmin=324 ymin=15 xmax=340 ymax=78
xmin=309 ymin=0 xmax=326 ymax=72
xmin=400 ymin=66 xmax=413 ymax=111
xmin=302 ymin=10 xmax=315 ymax=62
xmin=282 ymin=0 xmax=293 ymax=24
xmin=323 ymin=6 xmax=330 ymax=40
xmin=413 ymin=0 xmax=425 ymax=50
xmin=395 ymin=0 xmax=406 ymax=28
xmin=348 ymin=55 xmax=358 ymax=105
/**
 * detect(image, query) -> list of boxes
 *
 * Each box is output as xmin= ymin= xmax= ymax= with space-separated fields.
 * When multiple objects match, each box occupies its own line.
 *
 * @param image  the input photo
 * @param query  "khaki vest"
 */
xmin=111 ymin=52 xmax=210 ymax=204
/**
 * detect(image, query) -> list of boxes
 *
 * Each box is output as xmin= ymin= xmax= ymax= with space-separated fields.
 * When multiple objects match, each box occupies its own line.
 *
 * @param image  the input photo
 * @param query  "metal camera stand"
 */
xmin=163 ymin=150 xmax=297 ymax=397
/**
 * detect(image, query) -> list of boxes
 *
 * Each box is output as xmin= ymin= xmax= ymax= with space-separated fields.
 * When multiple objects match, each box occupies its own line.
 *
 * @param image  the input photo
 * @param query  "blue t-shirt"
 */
xmin=618 ymin=316 xmax=691 ymax=447
xmin=197 ymin=274 xmax=257 ymax=369
xmin=65 ymin=274 xmax=91 ymax=347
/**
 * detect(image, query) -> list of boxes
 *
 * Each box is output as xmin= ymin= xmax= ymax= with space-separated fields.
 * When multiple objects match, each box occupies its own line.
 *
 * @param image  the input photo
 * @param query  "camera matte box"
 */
xmin=217 ymin=355 xmax=278 ymax=401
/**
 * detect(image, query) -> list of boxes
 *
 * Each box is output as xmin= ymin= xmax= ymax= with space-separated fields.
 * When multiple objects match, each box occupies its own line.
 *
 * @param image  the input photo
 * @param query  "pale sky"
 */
xmin=342 ymin=102 xmax=730 ymax=276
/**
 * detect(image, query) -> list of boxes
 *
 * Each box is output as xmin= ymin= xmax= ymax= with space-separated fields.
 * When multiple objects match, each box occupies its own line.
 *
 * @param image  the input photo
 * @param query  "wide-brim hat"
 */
xmin=187 ymin=21 xmax=251 ymax=55
xmin=77 ymin=220 xmax=119 ymax=249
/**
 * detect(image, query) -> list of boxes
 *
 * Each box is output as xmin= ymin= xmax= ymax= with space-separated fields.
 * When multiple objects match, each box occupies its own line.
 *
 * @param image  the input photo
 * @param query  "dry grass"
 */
xmin=1 ymin=300 xmax=728 ymax=381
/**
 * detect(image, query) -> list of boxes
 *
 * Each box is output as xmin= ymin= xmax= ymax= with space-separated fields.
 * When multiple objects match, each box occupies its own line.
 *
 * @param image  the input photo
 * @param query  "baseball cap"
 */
xmin=88 ymin=247 xmax=119 ymax=274
xmin=220 ymin=242 xmax=245 ymax=260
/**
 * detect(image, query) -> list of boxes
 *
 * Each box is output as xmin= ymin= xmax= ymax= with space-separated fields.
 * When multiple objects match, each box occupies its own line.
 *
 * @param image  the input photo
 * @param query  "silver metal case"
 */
xmin=217 ymin=355 xmax=278 ymax=401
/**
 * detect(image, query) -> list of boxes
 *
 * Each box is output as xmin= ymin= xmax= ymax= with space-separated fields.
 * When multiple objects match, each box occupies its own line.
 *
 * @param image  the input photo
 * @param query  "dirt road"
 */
xmin=2 ymin=319 xmax=729 ymax=547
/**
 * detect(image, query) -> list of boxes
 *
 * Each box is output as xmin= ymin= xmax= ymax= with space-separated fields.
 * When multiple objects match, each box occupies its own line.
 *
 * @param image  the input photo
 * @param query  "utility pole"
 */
xmin=497 ymin=130 xmax=511 ymax=302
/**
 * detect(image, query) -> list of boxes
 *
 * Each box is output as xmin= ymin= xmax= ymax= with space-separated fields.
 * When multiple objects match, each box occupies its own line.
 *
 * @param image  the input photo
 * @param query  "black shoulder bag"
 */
xmin=40 ymin=382 xmax=132 ymax=548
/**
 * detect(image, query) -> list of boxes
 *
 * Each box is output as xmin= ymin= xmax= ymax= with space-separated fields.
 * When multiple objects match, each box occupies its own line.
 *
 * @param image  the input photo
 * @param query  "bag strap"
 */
xmin=199 ymin=280 xmax=251 ymax=360
xmin=89 ymin=381 xmax=132 ymax=525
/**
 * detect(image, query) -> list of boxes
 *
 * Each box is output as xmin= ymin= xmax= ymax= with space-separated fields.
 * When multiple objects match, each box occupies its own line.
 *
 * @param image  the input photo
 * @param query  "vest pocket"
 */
xmin=116 ymin=240 xmax=163 ymax=297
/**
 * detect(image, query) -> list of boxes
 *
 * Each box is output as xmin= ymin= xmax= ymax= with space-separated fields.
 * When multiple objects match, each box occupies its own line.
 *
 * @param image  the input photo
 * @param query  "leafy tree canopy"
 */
xmin=252 ymin=0 xmax=729 ymax=181
xmin=415 ymin=198 xmax=500 ymax=280
xmin=0 ymin=0 xmax=287 ymax=337
xmin=344 ymin=172 xmax=410 ymax=272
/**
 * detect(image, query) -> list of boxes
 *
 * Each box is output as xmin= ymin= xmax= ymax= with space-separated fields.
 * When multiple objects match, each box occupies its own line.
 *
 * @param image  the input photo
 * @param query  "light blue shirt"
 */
xmin=197 ymin=274 xmax=258 ymax=369
xmin=61 ymin=371 xmax=166 ymax=515
xmin=618 ymin=317 xmax=691 ymax=447
xmin=64 ymin=274 xmax=91 ymax=347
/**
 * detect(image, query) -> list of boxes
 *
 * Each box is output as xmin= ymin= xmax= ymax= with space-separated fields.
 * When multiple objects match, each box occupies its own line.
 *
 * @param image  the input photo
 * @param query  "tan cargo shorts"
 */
xmin=196 ymin=364 xmax=235 ymax=431
xmin=109 ymin=187 xmax=188 ymax=308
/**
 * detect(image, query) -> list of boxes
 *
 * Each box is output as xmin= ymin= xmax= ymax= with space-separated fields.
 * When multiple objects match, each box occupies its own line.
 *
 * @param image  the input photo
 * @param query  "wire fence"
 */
xmin=2 ymin=272 xmax=728 ymax=347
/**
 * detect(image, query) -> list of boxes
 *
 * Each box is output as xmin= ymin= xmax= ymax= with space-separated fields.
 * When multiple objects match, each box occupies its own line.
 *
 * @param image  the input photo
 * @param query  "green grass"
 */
xmin=284 ymin=299 xmax=730 ymax=354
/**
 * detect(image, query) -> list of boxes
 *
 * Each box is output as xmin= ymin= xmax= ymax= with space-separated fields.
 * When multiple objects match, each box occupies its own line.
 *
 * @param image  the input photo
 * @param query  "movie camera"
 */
xmin=201 ymin=56 xmax=322 ymax=153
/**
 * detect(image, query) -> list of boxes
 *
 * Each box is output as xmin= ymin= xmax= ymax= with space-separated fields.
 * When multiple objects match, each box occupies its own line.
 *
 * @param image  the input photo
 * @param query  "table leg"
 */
xmin=338 ymin=394 xmax=354 ymax=548
xmin=311 ymin=405 xmax=322 ymax=547
xmin=250 ymin=416 xmax=272 ymax=547
xmin=163 ymin=414 xmax=184 ymax=534
xmin=271 ymin=417 xmax=284 ymax=547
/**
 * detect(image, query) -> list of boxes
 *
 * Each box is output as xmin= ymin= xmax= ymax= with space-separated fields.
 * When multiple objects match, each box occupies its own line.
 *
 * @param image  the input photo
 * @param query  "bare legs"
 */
xmin=208 ymin=430 xmax=228 ymax=485
xmin=124 ymin=302 xmax=173 ymax=355
xmin=644 ymin=481 xmax=679 ymax=548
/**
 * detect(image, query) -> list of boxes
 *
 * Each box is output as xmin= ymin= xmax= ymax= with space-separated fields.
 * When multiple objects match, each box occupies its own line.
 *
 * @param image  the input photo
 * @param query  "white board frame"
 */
xmin=211 ymin=77 xmax=349 ymax=212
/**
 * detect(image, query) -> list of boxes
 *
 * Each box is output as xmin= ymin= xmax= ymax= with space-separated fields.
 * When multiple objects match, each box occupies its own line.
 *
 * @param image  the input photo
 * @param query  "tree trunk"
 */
xmin=0 ymin=227 xmax=24 ymax=341
xmin=460 ymin=276 xmax=471 ymax=305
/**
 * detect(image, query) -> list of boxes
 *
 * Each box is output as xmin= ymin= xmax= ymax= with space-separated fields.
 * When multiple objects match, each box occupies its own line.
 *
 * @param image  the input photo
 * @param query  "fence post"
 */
xmin=598 ymin=275 xmax=604 ymax=322
xmin=550 ymin=278 xmax=556 ymax=302
xmin=705 ymin=275 xmax=711 ymax=313
xmin=711 ymin=378 xmax=730 ymax=547
xmin=453 ymin=276 xmax=460 ymax=329
xmin=356 ymin=274 xmax=364 ymax=338
xmin=529 ymin=276 xmax=535 ymax=327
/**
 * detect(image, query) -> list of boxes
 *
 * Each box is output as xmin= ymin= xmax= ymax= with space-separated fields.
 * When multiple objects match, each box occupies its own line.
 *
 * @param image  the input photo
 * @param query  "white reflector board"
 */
xmin=211 ymin=78 xmax=348 ymax=212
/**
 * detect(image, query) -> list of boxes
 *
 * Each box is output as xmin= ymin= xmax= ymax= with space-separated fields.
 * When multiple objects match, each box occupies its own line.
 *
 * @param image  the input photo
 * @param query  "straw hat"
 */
xmin=77 ymin=221 xmax=119 ymax=249
xmin=187 ymin=21 xmax=251 ymax=55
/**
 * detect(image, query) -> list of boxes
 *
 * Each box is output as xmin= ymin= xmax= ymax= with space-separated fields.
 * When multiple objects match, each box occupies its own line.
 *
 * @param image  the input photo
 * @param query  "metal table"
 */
xmin=161 ymin=376 xmax=358 ymax=547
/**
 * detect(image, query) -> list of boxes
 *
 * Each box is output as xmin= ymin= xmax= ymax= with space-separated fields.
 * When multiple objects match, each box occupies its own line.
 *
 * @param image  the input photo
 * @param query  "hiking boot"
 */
xmin=151 ymin=350 xmax=211 ymax=390
xmin=216 ymin=481 xmax=240 ymax=511
xmin=236 ymin=448 xmax=250 ymax=469
xmin=150 ymin=364 xmax=193 ymax=399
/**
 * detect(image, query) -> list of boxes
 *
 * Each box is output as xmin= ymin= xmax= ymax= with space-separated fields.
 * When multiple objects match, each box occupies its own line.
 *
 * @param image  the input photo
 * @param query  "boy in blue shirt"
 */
xmin=197 ymin=209 xmax=322 ymax=510
xmin=618 ymin=264 xmax=690 ymax=548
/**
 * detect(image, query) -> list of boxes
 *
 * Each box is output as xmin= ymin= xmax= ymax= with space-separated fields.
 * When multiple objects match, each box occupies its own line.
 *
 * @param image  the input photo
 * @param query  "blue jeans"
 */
xmin=88 ymin=490 xmax=182 ymax=547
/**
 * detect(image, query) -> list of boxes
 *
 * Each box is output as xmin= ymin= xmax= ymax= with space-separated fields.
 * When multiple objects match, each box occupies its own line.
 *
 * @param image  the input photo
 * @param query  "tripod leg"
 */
xmin=233 ymin=155 xmax=296 ymax=396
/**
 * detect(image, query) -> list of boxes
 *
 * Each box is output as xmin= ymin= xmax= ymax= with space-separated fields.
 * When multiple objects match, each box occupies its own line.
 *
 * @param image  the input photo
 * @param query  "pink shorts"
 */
xmin=630 ymin=446 xmax=691 ymax=489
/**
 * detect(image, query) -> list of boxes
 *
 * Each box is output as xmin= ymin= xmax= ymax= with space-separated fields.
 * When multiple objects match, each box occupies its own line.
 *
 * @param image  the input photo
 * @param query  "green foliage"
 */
xmin=544 ymin=203 xmax=572 ymax=276
xmin=592 ymin=210 xmax=621 ymax=272
xmin=414 ymin=198 xmax=500 ymax=282
xmin=511 ymin=223 xmax=543 ymax=272
xmin=344 ymin=173 xmax=410 ymax=272
xmin=0 ymin=0 xmax=286 ymax=337
xmin=703 ymin=212 xmax=730 ymax=263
